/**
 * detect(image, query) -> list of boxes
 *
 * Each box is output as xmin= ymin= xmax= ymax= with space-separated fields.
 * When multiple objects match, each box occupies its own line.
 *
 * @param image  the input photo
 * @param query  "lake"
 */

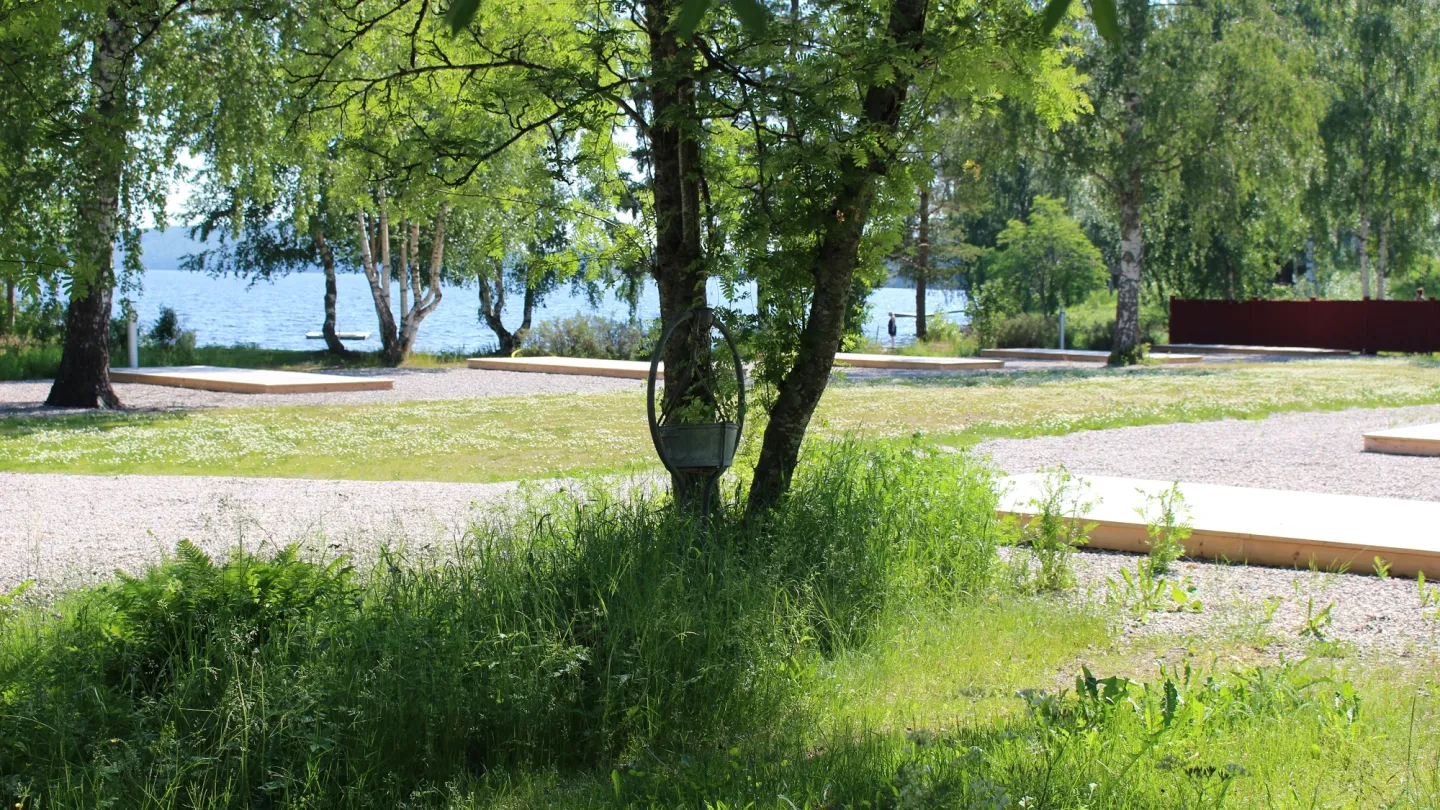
xmin=124 ymin=270 xmax=967 ymax=354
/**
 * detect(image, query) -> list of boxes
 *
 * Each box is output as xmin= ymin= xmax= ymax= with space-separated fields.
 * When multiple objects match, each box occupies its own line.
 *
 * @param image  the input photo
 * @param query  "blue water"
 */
xmin=123 ymin=270 xmax=966 ymax=354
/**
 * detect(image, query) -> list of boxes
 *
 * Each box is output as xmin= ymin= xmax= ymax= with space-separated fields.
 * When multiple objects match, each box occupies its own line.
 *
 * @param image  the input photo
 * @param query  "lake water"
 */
xmin=124 ymin=270 xmax=967 ymax=354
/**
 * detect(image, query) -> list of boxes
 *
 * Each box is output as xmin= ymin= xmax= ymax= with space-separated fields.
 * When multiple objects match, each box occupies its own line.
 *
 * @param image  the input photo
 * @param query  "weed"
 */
xmin=1136 ymin=483 xmax=1190 ymax=576
xmin=1299 ymin=597 xmax=1336 ymax=642
xmin=1012 ymin=465 xmax=1094 ymax=592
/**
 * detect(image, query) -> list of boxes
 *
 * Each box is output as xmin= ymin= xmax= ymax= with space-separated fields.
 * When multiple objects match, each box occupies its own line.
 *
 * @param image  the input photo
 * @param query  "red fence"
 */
xmin=1169 ymin=298 xmax=1440 ymax=353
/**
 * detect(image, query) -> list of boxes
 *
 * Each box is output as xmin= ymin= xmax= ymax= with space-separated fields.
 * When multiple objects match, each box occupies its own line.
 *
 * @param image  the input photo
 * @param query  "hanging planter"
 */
xmin=646 ymin=307 xmax=747 ymax=516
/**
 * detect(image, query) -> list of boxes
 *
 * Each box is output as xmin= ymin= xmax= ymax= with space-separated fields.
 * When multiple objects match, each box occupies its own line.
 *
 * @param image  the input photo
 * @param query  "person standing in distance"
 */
xmin=887 ymin=312 xmax=898 ymax=349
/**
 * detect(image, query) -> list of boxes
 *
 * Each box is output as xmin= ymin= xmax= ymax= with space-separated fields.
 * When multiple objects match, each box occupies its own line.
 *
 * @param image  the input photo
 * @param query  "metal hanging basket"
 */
xmin=646 ymin=307 xmax=746 ymax=504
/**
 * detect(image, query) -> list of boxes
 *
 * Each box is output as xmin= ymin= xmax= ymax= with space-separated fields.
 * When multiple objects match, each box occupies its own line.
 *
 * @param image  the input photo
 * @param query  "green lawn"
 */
xmin=3 ymin=358 xmax=1439 ymax=481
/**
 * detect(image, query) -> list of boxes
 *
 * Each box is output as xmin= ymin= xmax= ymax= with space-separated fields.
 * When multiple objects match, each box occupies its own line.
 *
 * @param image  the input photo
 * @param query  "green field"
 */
xmin=4 ymin=358 xmax=1438 ymax=481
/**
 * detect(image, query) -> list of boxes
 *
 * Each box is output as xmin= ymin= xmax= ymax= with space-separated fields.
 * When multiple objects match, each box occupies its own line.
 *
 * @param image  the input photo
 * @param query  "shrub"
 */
xmin=995 ymin=312 xmax=1060 ymax=349
xmin=0 ymin=339 xmax=61 ymax=381
xmin=525 ymin=313 xmax=653 ymax=360
xmin=0 ymin=440 xmax=1005 ymax=809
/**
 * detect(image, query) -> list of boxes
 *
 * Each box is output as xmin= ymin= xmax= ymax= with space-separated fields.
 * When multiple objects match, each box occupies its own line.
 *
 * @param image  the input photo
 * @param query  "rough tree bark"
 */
xmin=310 ymin=224 xmax=350 ymax=357
xmin=1376 ymin=215 xmax=1388 ymax=301
xmin=47 ymin=7 xmax=131 ymax=409
xmin=646 ymin=0 xmax=712 ymax=508
xmin=746 ymin=0 xmax=929 ymax=515
xmin=356 ymin=203 xmax=401 ymax=362
xmin=1111 ymin=179 xmax=1143 ymax=364
xmin=478 ymin=264 xmax=535 ymax=355
xmin=915 ymin=185 xmax=930 ymax=341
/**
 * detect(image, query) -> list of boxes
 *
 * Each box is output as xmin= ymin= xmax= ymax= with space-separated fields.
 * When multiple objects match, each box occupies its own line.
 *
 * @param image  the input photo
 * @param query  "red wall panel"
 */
xmin=1169 ymin=298 xmax=1440 ymax=353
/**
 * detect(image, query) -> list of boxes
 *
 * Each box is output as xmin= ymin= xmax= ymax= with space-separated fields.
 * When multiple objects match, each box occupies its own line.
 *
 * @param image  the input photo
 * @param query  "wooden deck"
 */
xmin=109 ymin=366 xmax=393 ymax=394
xmin=998 ymin=474 xmax=1440 ymax=578
xmin=834 ymin=353 xmax=1004 ymax=370
xmin=467 ymin=356 xmax=657 ymax=379
xmin=1155 ymin=343 xmax=1351 ymax=357
xmin=1363 ymin=423 xmax=1440 ymax=457
xmin=979 ymin=348 xmax=1204 ymax=364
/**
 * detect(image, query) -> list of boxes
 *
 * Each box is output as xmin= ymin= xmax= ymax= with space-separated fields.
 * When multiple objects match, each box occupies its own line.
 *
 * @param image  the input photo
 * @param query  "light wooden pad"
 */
xmin=1363 ymin=423 xmax=1440 ymax=457
xmin=110 ymin=366 xmax=393 ymax=394
xmin=467 ymin=356 xmax=657 ymax=379
xmin=1156 ymin=343 xmax=1350 ymax=357
xmin=998 ymin=474 xmax=1440 ymax=578
xmin=834 ymin=352 xmax=1004 ymax=370
xmin=979 ymin=348 xmax=1204 ymax=364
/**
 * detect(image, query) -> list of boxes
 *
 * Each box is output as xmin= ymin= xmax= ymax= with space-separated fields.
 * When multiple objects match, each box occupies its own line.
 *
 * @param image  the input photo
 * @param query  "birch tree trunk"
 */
xmin=1376 ymin=216 xmax=1388 ymax=301
xmin=1358 ymin=211 xmax=1371 ymax=300
xmin=47 ymin=7 xmax=130 ymax=408
xmin=311 ymin=224 xmax=349 ymax=356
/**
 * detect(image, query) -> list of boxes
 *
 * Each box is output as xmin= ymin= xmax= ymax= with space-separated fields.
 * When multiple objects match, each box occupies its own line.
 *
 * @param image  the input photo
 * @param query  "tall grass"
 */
xmin=0 ymin=340 xmax=62 ymax=381
xmin=0 ymin=440 xmax=1001 ymax=808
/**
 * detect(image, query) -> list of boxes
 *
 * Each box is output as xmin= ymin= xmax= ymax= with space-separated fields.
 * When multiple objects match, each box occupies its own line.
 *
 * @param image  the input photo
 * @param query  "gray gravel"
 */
xmin=0 ymin=367 xmax=640 ymax=418
xmin=977 ymin=403 xmax=1440 ymax=500
xmin=980 ymin=405 xmax=1440 ymax=659
xmin=0 ymin=472 xmax=528 ymax=596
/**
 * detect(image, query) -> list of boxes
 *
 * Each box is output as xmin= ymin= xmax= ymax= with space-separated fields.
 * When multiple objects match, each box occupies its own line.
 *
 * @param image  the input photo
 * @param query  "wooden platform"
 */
xmin=1156 ymin=343 xmax=1351 ymax=357
xmin=998 ymin=474 xmax=1440 ymax=578
xmin=1363 ymin=423 xmax=1440 ymax=456
xmin=979 ymin=348 xmax=1204 ymax=364
xmin=467 ymin=356 xmax=657 ymax=379
xmin=109 ymin=366 xmax=393 ymax=394
xmin=306 ymin=331 xmax=370 ymax=341
xmin=834 ymin=353 xmax=1004 ymax=371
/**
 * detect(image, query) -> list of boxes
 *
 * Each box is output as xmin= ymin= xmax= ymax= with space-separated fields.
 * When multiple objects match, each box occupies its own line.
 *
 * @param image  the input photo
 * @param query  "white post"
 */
xmin=127 ymin=312 xmax=138 ymax=369
xmin=1058 ymin=308 xmax=1066 ymax=351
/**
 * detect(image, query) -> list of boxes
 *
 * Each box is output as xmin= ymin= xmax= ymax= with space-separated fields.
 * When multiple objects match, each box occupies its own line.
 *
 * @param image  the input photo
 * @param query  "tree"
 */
xmin=1312 ymin=0 xmax=1440 ymax=300
xmin=990 ymin=195 xmax=1105 ymax=315
xmin=1049 ymin=0 xmax=1314 ymax=362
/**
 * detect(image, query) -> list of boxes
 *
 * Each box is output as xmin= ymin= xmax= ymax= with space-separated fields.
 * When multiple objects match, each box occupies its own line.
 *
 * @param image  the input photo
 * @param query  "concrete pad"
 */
xmin=998 ymin=474 xmax=1440 ymax=578
xmin=109 ymin=366 xmax=393 ymax=394
xmin=1364 ymin=423 xmax=1440 ymax=456
xmin=834 ymin=352 xmax=1004 ymax=370
xmin=979 ymin=347 xmax=1204 ymax=364
xmin=1156 ymin=343 xmax=1351 ymax=357
xmin=467 ymin=356 xmax=657 ymax=379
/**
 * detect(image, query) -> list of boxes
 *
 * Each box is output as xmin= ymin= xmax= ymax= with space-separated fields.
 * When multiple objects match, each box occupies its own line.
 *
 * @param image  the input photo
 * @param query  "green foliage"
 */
xmin=1137 ymin=481 xmax=1190 ymax=576
xmin=995 ymin=312 xmax=1059 ymax=348
xmin=525 ymin=314 xmax=654 ymax=360
xmin=0 ymin=339 xmax=62 ymax=382
xmin=989 ymin=196 xmax=1107 ymax=315
xmin=0 ymin=440 xmax=1005 ymax=808
xmin=1011 ymin=465 xmax=1094 ymax=592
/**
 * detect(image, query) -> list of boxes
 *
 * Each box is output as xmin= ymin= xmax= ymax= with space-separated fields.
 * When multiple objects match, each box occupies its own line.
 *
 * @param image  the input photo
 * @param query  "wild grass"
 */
xmin=0 ymin=340 xmax=62 ymax=381
xmin=5 ymin=440 xmax=1440 ymax=808
xmin=4 ymin=358 xmax=1438 ymax=481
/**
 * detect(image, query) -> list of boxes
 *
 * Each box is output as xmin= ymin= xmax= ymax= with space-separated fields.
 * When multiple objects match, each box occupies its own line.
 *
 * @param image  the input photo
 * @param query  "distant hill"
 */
xmin=118 ymin=228 xmax=320 ymax=272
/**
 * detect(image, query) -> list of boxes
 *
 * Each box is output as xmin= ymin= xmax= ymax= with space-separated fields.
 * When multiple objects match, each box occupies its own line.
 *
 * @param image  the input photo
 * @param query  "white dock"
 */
xmin=1363 ymin=423 xmax=1440 ymax=457
xmin=110 ymin=366 xmax=392 ymax=394
xmin=834 ymin=353 xmax=1004 ymax=370
xmin=980 ymin=348 xmax=1204 ymax=364
xmin=467 ymin=356 xmax=657 ymax=379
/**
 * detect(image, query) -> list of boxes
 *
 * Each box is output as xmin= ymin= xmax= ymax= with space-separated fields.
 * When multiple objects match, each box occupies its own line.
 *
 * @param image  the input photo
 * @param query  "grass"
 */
xmin=5 ymin=358 xmax=1439 ymax=482
xmin=0 ymin=340 xmax=470 ymax=381
xmin=5 ymin=440 xmax=1440 ymax=808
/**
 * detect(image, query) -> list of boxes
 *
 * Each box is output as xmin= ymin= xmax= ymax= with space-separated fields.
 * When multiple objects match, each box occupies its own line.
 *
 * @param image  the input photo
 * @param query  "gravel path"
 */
xmin=976 ymin=403 xmax=1440 ymax=501
xmin=0 ymin=472 xmax=529 ymax=596
xmin=0 ymin=367 xmax=640 ymax=418
xmin=979 ymin=405 xmax=1440 ymax=659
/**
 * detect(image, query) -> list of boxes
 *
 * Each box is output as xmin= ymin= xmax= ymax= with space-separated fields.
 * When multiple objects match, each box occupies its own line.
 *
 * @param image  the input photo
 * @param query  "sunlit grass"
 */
xmin=3 ymin=358 xmax=1438 ymax=481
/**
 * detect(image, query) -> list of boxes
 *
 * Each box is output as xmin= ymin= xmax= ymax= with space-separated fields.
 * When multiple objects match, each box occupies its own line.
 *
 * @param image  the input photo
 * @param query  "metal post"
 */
xmin=1058 ymin=309 xmax=1066 ymax=351
xmin=127 ymin=313 xmax=138 ymax=369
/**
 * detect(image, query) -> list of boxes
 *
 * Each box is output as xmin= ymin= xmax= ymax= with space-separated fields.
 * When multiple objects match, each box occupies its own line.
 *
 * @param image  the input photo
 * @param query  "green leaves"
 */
xmin=1039 ymin=0 xmax=1120 ymax=44
xmin=447 ymin=0 xmax=483 ymax=32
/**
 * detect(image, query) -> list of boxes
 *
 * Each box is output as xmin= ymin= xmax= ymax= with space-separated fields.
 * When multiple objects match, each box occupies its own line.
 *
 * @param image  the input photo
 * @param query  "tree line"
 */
xmin=1 ymin=0 xmax=1436 ymax=509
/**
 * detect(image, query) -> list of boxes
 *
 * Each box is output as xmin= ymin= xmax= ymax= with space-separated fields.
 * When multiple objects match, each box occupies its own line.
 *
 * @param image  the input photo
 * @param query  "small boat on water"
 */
xmin=305 ymin=331 xmax=371 ymax=341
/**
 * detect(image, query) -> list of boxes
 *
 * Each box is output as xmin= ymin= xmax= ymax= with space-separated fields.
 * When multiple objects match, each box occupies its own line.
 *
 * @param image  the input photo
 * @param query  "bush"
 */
xmin=525 ymin=313 xmax=653 ymax=360
xmin=995 ymin=312 xmax=1060 ymax=349
xmin=0 ymin=440 xmax=1004 ymax=808
xmin=0 ymin=339 xmax=61 ymax=381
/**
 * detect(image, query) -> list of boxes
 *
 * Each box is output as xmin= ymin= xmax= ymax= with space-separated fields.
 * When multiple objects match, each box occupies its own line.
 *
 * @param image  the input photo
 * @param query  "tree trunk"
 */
xmin=47 ymin=8 xmax=130 ymax=409
xmin=1376 ymin=215 xmax=1388 ymax=301
xmin=1111 ymin=187 xmax=1143 ymax=364
xmin=356 ymin=206 xmax=401 ymax=365
xmin=915 ymin=186 xmax=930 ymax=341
xmin=646 ymin=0 xmax=712 ymax=508
xmin=4 ymin=279 xmax=14 ymax=333
xmin=312 ymin=224 xmax=351 ymax=357
xmin=1109 ymin=80 xmax=1145 ymax=366
xmin=478 ymin=263 xmax=536 ymax=355
xmin=1358 ymin=211 xmax=1370 ymax=300
xmin=394 ymin=207 xmax=447 ymax=362
xmin=747 ymin=0 xmax=928 ymax=515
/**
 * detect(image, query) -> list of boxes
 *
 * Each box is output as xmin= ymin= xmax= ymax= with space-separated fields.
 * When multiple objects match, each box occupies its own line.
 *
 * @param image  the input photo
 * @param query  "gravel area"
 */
xmin=977 ymin=403 xmax=1440 ymax=500
xmin=0 ymin=367 xmax=640 ymax=417
xmin=980 ymin=405 xmax=1440 ymax=659
xmin=0 ymin=472 xmax=530 ymax=596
